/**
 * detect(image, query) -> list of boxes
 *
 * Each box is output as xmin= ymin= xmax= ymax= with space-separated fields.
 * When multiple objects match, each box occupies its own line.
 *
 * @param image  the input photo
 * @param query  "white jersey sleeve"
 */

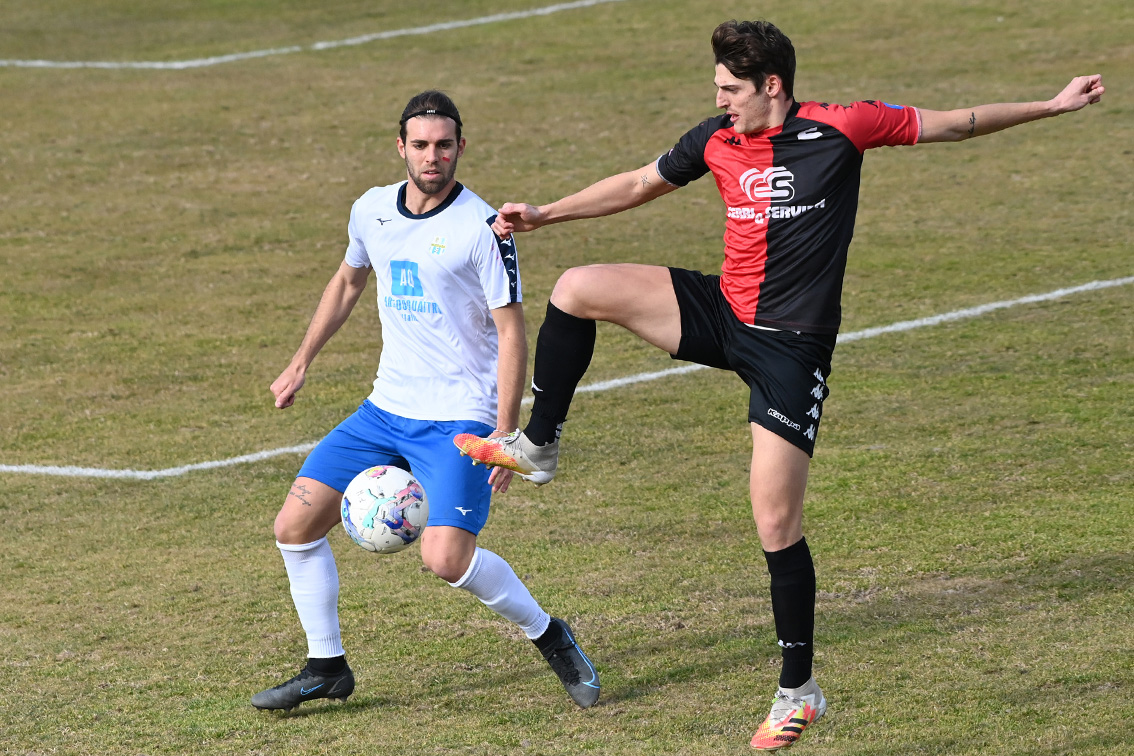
xmin=344 ymin=198 xmax=371 ymax=269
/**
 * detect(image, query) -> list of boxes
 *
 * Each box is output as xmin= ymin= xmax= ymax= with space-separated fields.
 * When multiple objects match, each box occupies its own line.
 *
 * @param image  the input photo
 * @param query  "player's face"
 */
xmin=398 ymin=116 xmax=465 ymax=195
xmin=714 ymin=63 xmax=772 ymax=135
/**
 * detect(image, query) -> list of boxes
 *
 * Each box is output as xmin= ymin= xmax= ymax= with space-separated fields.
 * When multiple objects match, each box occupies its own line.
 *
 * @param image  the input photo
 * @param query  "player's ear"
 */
xmin=457 ymin=137 xmax=466 ymax=158
xmin=397 ymin=137 xmax=406 ymax=159
xmin=764 ymin=74 xmax=784 ymax=98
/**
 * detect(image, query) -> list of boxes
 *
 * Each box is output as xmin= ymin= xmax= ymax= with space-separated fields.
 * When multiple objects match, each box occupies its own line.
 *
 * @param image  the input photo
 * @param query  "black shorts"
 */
xmin=669 ymin=267 xmax=837 ymax=457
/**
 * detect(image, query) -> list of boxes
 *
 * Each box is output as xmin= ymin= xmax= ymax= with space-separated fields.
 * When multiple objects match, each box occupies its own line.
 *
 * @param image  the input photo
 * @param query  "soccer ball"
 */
xmin=341 ymin=465 xmax=429 ymax=554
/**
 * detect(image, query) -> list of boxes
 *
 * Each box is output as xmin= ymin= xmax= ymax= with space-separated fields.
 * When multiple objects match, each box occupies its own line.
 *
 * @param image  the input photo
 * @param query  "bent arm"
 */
xmin=484 ymin=302 xmax=528 ymax=493
xmin=271 ymin=261 xmax=370 ymax=408
xmin=489 ymin=302 xmax=527 ymax=433
xmin=919 ymin=74 xmax=1104 ymax=143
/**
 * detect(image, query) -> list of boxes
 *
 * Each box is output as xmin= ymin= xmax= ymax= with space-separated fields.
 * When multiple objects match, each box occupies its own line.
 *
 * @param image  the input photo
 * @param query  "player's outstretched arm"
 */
xmin=492 ymin=160 xmax=678 ymax=238
xmin=918 ymin=74 xmax=1104 ymax=144
xmin=271 ymin=261 xmax=370 ymax=409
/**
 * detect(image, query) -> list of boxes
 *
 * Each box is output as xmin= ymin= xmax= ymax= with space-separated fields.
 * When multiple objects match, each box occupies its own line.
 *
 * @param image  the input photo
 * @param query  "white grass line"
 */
xmin=533 ymin=275 xmax=1134 ymax=398
xmin=0 ymin=0 xmax=626 ymax=70
xmin=2 ymin=275 xmax=1130 ymax=480
xmin=835 ymin=276 xmax=1134 ymax=344
xmin=0 ymin=444 xmax=319 ymax=481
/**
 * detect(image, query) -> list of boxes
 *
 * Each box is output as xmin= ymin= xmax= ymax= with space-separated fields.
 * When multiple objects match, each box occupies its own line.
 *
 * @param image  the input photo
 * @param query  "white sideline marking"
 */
xmin=548 ymin=275 xmax=1134 ymax=393
xmin=0 ymin=444 xmax=319 ymax=481
xmin=2 ymin=276 xmax=1130 ymax=480
xmin=0 ymin=0 xmax=626 ymax=70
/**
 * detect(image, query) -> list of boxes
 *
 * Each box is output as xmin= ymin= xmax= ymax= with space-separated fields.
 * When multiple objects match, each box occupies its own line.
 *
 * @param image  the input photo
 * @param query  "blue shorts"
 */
xmin=297 ymin=400 xmax=494 ymax=534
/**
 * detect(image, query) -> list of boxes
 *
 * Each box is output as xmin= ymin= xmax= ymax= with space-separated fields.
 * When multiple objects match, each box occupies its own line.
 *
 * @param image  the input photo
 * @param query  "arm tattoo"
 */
xmin=288 ymin=482 xmax=315 ymax=507
xmin=640 ymin=174 xmax=652 ymax=188
xmin=967 ymin=111 xmax=976 ymax=138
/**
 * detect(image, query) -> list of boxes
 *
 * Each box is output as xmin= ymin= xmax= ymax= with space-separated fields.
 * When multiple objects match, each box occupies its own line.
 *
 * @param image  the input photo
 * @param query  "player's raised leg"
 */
xmin=747 ymin=426 xmax=826 ymax=749
xmin=455 ymin=263 xmax=680 ymax=482
xmin=252 ymin=477 xmax=355 ymax=711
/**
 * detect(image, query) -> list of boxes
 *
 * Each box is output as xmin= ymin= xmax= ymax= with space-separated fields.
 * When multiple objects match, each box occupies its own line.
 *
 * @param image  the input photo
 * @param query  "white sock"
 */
xmin=450 ymin=547 xmax=551 ymax=639
xmin=278 ymin=538 xmax=344 ymax=658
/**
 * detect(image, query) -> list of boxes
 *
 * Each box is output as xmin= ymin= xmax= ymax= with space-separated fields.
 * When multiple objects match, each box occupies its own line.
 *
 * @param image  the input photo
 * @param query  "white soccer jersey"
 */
xmin=344 ymin=182 xmax=521 ymax=426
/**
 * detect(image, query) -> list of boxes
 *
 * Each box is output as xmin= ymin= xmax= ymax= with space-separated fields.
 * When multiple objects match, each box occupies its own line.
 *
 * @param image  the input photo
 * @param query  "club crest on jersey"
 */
xmin=429 ymin=236 xmax=446 ymax=255
xmin=739 ymin=166 xmax=795 ymax=203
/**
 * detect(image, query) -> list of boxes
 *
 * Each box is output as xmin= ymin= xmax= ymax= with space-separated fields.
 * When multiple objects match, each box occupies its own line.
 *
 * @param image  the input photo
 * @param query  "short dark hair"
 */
xmin=399 ymin=90 xmax=463 ymax=142
xmin=711 ymin=20 xmax=796 ymax=99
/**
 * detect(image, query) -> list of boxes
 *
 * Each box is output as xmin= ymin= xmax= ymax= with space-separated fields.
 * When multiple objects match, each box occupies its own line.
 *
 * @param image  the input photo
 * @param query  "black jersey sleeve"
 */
xmin=655 ymin=115 xmax=730 ymax=187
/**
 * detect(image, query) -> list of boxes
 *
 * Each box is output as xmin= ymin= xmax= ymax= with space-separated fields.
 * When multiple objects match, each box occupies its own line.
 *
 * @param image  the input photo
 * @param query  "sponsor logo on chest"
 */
xmin=386 ymin=260 xmax=443 ymax=322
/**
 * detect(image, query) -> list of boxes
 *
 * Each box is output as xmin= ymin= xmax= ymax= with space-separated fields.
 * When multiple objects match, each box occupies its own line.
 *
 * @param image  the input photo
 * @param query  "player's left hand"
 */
xmin=488 ymin=464 xmax=515 ymax=493
xmin=1051 ymin=74 xmax=1105 ymax=113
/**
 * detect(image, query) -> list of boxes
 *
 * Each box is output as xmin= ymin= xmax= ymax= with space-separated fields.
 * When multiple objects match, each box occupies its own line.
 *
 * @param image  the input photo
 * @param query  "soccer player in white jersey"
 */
xmin=251 ymin=91 xmax=599 ymax=712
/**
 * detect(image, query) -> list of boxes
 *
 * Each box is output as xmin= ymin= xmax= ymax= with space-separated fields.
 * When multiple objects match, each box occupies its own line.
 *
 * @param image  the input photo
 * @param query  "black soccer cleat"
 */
xmin=251 ymin=663 xmax=355 ymax=711
xmin=534 ymin=617 xmax=600 ymax=708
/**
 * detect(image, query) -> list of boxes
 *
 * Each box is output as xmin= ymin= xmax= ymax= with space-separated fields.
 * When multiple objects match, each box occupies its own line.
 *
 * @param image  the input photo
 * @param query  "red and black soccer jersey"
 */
xmin=656 ymin=100 xmax=921 ymax=334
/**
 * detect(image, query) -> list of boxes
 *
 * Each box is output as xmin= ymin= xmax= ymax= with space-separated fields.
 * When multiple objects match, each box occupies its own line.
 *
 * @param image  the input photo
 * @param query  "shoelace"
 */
xmin=546 ymin=648 xmax=582 ymax=685
xmin=768 ymin=691 xmax=808 ymax=723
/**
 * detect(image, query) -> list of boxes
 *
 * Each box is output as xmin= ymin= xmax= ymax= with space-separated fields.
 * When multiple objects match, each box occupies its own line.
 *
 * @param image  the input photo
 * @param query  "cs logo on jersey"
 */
xmin=390 ymin=260 xmax=423 ymax=296
xmin=739 ymin=166 xmax=796 ymax=203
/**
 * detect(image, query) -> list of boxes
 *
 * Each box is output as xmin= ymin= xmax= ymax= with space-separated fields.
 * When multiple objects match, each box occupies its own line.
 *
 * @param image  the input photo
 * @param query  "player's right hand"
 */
xmin=270 ymin=366 xmax=305 ymax=409
xmin=493 ymin=202 xmax=545 ymax=237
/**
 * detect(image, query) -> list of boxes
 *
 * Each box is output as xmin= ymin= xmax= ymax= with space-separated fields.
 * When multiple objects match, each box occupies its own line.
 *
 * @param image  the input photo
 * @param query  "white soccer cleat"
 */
xmin=454 ymin=430 xmax=558 ymax=485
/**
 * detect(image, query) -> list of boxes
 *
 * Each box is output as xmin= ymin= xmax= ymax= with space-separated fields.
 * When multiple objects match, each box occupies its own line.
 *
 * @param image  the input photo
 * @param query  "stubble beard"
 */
xmin=407 ymin=155 xmax=458 ymax=195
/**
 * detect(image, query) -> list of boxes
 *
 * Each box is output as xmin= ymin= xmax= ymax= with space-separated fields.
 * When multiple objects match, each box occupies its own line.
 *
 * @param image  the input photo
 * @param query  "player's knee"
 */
xmin=273 ymin=506 xmax=328 ymax=544
xmin=420 ymin=537 xmax=474 ymax=583
xmin=550 ymin=266 xmax=602 ymax=316
xmin=752 ymin=510 xmax=803 ymax=552
xmin=421 ymin=551 xmax=468 ymax=583
xmin=272 ymin=510 xmax=304 ymax=544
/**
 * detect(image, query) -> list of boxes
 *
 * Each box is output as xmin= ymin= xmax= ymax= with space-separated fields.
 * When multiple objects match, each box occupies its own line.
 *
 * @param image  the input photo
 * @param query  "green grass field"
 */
xmin=2 ymin=1 xmax=1132 ymax=754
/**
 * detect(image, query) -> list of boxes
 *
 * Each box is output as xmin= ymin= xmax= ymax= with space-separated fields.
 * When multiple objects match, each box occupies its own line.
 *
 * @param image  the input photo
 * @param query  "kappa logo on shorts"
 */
xmin=767 ymin=408 xmax=801 ymax=432
xmin=804 ymin=368 xmax=827 ymax=441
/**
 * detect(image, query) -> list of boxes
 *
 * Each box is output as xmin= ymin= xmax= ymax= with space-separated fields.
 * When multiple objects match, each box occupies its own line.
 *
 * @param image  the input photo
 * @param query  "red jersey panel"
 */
xmin=656 ymin=100 xmax=920 ymax=334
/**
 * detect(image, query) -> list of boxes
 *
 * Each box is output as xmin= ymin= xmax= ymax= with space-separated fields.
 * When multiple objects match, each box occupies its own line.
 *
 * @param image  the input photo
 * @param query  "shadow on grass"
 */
xmin=419 ymin=550 xmax=1130 ymax=712
xmin=247 ymin=691 xmax=389 ymax=719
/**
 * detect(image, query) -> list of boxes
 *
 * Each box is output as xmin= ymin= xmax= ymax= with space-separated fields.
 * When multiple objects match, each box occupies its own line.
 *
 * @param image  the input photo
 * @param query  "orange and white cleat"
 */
xmin=453 ymin=429 xmax=558 ymax=486
xmin=750 ymin=677 xmax=827 ymax=750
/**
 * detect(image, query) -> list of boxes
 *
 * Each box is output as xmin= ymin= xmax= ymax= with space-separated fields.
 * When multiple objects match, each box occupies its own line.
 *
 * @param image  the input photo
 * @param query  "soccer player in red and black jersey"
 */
xmin=455 ymin=19 xmax=1104 ymax=750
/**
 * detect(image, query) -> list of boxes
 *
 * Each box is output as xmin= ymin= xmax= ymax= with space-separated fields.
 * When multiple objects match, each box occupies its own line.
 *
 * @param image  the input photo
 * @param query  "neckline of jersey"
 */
xmin=397 ymin=181 xmax=464 ymax=219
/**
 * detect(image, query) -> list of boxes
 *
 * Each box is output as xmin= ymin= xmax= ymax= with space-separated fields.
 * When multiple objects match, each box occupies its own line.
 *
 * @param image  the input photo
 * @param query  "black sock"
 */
xmin=523 ymin=302 xmax=596 ymax=446
xmin=307 ymin=655 xmax=347 ymax=675
xmin=763 ymin=537 xmax=816 ymax=689
xmin=532 ymin=619 xmax=568 ymax=654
